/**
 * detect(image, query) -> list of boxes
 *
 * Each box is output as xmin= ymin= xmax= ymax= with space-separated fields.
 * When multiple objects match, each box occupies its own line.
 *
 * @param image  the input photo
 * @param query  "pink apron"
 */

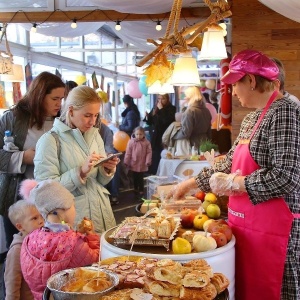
xmin=229 ymin=91 xmax=300 ymax=300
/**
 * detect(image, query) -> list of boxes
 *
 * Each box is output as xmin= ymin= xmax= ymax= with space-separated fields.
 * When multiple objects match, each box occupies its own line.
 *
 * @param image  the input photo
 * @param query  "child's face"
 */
xmin=17 ymin=207 xmax=44 ymax=236
xmin=64 ymin=204 xmax=76 ymax=227
xmin=135 ymin=130 xmax=144 ymax=140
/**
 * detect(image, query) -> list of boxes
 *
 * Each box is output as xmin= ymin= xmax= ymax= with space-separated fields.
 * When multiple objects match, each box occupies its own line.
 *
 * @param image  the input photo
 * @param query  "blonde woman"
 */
xmin=34 ymin=85 xmax=118 ymax=233
xmin=172 ymin=86 xmax=211 ymax=150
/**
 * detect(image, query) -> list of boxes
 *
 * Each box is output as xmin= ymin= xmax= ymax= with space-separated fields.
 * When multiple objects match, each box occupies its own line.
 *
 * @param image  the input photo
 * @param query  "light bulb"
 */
xmin=31 ymin=23 xmax=37 ymax=33
xmin=71 ymin=19 xmax=77 ymax=29
xmin=115 ymin=21 xmax=121 ymax=31
xmin=156 ymin=21 xmax=162 ymax=31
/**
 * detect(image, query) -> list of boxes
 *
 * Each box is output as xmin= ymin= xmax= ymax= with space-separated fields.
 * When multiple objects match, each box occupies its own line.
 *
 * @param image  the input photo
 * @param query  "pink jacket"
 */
xmin=4 ymin=233 xmax=33 ymax=300
xmin=20 ymin=228 xmax=100 ymax=300
xmin=124 ymin=136 xmax=152 ymax=172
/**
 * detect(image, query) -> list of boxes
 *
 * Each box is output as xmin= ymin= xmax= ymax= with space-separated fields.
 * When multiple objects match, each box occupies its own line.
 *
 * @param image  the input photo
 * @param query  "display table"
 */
xmin=157 ymin=158 xmax=210 ymax=179
xmin=101 ymin=228 xmax=235 ymax=300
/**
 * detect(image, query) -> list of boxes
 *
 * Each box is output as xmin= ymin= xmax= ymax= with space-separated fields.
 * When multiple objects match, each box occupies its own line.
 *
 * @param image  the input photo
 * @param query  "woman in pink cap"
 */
xmin=168 ymin=49 xmax=300 ymax=300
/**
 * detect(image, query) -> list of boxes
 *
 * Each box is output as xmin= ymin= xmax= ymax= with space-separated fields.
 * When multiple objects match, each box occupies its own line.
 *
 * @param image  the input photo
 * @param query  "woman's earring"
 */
xmin=251 ymin=87 xmax=254 ymax=91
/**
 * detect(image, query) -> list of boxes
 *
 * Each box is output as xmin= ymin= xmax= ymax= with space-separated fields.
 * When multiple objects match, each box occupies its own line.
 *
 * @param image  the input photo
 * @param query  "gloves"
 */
xmin=209 ymin=172 xmax=240 ymax=196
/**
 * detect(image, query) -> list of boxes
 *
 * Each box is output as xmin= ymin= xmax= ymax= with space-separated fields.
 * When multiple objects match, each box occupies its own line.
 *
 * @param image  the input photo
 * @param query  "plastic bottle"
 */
xmin=4 ymin=130 xmax=14 ymax=144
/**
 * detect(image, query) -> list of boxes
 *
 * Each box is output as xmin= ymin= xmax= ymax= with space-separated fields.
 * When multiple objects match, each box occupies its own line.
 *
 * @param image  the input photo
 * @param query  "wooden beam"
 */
xmin=0 ymin=7 xmax=210 ymax=23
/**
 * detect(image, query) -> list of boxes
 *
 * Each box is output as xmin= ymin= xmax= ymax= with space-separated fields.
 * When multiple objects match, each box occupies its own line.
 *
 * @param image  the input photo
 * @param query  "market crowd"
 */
xmin=0 ymin=48 xmax=300 ymax=300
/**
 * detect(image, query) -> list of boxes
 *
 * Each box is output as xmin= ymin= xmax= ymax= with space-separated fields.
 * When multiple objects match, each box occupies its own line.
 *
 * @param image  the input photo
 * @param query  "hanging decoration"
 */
xmin=138 ymin=75 xmax=148 ymax=96
xmin=0 ymin=24 xmax=13 ymax=75
xmin=127 ymin=79 xmax=142 ymax=99
xmin=137 ymin=0 xmax=232 ymax=87
xmin=113 ymin=131 xmax=130 ymax=152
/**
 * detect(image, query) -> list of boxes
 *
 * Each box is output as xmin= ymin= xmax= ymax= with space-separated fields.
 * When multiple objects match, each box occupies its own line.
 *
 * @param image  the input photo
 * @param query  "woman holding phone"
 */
xmin=34 ymin=85 xmax=118 ymax=233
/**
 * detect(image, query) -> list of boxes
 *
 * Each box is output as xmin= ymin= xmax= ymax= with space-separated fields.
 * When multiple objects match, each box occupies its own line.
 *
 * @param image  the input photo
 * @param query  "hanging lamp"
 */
xmin=198 ymin=25 xmax=228 ymax=61
xmin=148 ymin=79 xmax=175 ymax=94
xmin=171 ymin=53 xmax=200 ymax=86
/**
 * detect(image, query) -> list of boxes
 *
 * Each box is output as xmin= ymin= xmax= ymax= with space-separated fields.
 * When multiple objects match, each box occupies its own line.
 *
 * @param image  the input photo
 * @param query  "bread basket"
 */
xmin=44 ymin=266 xmax=119 ymax=300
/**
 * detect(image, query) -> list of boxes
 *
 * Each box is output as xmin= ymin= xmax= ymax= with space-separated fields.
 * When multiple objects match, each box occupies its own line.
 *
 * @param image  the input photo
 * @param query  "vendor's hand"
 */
xmin=81 ymin=152 xmax=102 ymax=178
xmin=23 ymin=148 xmax=35 ymax=165
xmin=209 ymin=172 xmax=244 ymax=196
xmin=166 ymin=178 xmax=197 ymax=200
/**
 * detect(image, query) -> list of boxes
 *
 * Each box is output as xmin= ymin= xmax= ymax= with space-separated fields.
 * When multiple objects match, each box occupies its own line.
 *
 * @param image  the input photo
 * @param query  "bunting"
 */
xmin=25 ymin=63 xmax=33 ymax=89
xmin=92 ymin=71 xmax=99 ymax=89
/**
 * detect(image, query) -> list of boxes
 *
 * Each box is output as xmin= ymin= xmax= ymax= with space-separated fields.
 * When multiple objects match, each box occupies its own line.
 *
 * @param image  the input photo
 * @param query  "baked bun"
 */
xmin=182 ymin=270 xmax=210 ymax=288
xmin=77 ymin=218 xmax=93 ymax=233
xmin=182 ymin=259 xmax=213 ymax=278
xmin=149 ymin=263 xmax=183 ymax=284
xmin=100 ymin=288 xmax=133 ymax=300
xmin=144 ymin=279 xmax=180 ymax=297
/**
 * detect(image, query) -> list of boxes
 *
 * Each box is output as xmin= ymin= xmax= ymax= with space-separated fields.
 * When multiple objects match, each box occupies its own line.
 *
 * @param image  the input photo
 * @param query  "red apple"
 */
xmin=195 ymin=190 xmax=206 ymax=201
xmin=210 ymin=232 xmax=227 ymax=248
xmin=216 ymin=219 xmax=229 ymax=226
xmin=211 ymin=224 xmax=233 ymax=242
xmin=207 ymin=220 xmax=220 ymax=233
xmin=180 ymin=209 xmax=198 ymax=228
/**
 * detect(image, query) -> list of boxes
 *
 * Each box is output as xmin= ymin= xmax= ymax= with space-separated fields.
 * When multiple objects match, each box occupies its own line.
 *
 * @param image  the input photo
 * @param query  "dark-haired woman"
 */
xmin=0 ymin=71 xmax=65 ymax=248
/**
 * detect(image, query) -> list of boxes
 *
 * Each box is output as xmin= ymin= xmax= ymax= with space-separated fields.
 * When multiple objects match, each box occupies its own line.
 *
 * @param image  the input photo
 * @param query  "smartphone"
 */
xmin=93 ymin=152 xmax=123 ymax=167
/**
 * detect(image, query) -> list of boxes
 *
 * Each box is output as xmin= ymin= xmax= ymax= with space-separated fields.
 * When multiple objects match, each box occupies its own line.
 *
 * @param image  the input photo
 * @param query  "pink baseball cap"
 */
xmin=221 ymin=49 xmax=279 ymax=84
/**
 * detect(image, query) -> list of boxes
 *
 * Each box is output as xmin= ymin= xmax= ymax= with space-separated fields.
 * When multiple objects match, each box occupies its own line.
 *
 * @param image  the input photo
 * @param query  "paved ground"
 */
xmin=0 ymin=188 xmax=142 ymax=300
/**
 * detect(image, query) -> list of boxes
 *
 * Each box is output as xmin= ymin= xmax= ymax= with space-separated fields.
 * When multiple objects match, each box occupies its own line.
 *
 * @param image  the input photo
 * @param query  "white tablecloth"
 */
xmin=157 ymin=158 xmax=210 ymax=179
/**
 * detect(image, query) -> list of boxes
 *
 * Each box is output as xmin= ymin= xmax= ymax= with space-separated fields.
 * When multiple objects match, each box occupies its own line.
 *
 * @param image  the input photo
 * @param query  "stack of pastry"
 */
xmin=144 ymin=259 xmax=229 ymax=300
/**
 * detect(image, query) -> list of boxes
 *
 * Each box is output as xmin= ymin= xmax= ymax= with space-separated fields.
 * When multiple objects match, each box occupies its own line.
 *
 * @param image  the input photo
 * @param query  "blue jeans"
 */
xmin=106 ymin=163 xmax=120 ymax=197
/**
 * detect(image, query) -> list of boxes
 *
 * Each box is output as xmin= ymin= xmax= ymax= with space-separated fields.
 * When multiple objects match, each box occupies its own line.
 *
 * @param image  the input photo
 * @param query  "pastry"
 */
xmin=149 ymin=262 xmax=183 ymax=284
xmin=100 ymin=288 xmax=133 ymax=300
xmin=144 ymin=279 xmax=181 ymax=297
xmin=81 ymin=278 xmax=112 ymax=293
xmin=182 ymin=259 xmax=213 ymax=278
xmin=181 ymin=230 xmax=194 ymax=244
xmin=182 ymin=270 xmax=210 ymax=288
xmin=77 ymin=218 xmax=93 ymax=233
xmin=210 ymin=273 xmax=230 ymax=294
xmin=179 ymin=283 xmax=217 ymax=300
xmin=157 ymin=219 xmax=172 ymax=239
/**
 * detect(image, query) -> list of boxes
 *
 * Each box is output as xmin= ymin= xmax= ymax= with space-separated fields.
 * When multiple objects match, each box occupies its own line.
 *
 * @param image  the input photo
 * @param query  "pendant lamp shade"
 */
xmin=0 ymin=64 xmax=25 ymax=82
xmin=171 ymin=54 xmax=200 ymax=86
xmin=148 ymin=79 xmax=175 ymax=94
xmin=198 ymin=27 xmax=228 ymax=61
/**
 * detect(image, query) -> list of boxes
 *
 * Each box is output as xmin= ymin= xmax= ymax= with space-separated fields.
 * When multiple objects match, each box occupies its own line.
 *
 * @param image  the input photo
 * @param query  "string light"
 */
xmin=156 ymin=20 xmax=162 ymax=31
xmin=115 ymin=20 xmax=121 ymax=31
xmin=71 ymin=19 xmax=77 ymax=29
xmin=31 ymin=23 xmax=37 ymax=33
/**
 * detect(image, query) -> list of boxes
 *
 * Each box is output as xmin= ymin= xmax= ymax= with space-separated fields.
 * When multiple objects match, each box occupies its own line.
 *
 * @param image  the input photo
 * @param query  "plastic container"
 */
xmin=160 ymin=199 xmax=202 ymax=215
xmin=144 ymin=175 xmax=183 ymax=200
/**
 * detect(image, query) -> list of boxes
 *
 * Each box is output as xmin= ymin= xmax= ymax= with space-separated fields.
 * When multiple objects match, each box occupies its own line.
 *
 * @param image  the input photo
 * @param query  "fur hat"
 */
xmin=20 ymin=179 xmax=74 ymax=219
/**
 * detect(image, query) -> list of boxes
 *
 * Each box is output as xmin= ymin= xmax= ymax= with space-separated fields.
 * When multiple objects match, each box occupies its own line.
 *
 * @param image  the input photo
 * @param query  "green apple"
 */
xmin=206 ymin=204 xmax=221 ymax=219
xmin=202 ymin=200 xmax=213 ymax=212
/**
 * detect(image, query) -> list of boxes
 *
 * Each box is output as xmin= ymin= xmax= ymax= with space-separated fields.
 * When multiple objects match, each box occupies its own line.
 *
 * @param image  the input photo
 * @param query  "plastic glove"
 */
xmin=203 ymin=149 xmax=215 ymax=168
xmin=209 ymin=172 xmax=240 ymax=196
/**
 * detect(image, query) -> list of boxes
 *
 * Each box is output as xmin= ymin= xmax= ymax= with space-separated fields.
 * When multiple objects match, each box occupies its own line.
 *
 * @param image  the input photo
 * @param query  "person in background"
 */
xmin=0 ymin=71 xmax=65 ymax=250
xmin=271 ymin=57 xmax=299 ymax=103
xmin=172 ymin=86 xmax=211 ymax=151
xmin=34 ymin=85 xmax=118 ymax=234
xmin=4 ymin=200 xmax=44 ymax=300
xmin=20 ymin=179 xmax=100 ymax=300
xmin=64 ymin=80 xmax=78 ymax=100
xmin=98 ymin=120 xmax=121 ymax=205
xmin=124 ymin=126 xmax=152 ymax=197
xmin=143 ymin=94 xmax=176 ymax=174
xmin=119 ymin=95 xmax=140 ymax=137
xmin=168 ymin=49 xmax=300 ymax=300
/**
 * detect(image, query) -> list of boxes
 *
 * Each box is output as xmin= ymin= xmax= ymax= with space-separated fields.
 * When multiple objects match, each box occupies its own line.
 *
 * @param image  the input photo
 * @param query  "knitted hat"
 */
xmin=221 ymin=49 xmax=279 ymax=84
xmin=20 ymin=179 xmax=74 ymax=219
